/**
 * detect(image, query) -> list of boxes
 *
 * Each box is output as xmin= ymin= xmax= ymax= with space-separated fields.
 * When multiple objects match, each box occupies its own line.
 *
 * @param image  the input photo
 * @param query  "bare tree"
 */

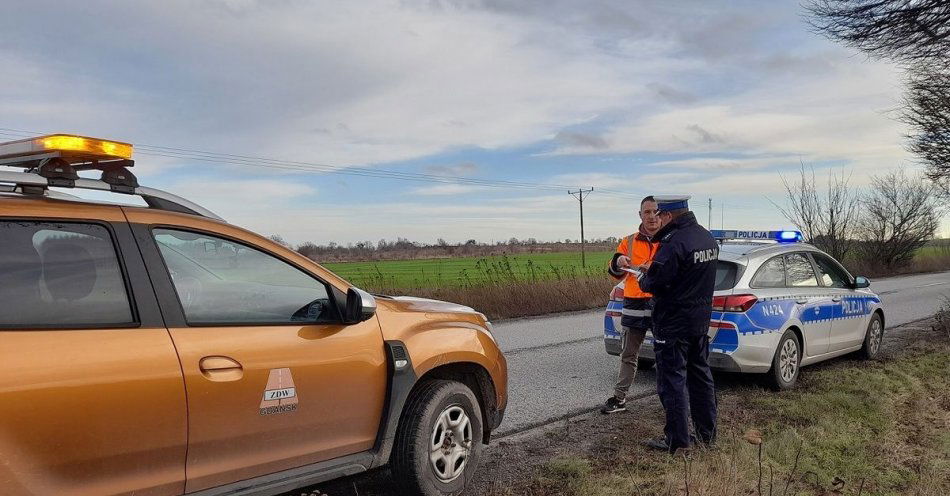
xmin=903 ymin=65 xmax=950 ymax=196
xmin=808 ymin=1 xmax=950 ymax=62
xmin=857 ymin=170 xmax=941 ymax=269
xmin=807 ymin=1 xmax=950 ymax=196
xmin=773 ymin=165 xmax=860 ymax=260
xmin=267 ymin=234 xmax=290 ymax=247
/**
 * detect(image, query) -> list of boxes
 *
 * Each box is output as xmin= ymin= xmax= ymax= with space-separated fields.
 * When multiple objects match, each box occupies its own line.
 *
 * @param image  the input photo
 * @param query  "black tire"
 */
xmin=391 ymin=380 xmax=483 ymax=496
xmin=858 ymin=313 xmax=884 ymax=360
xmin=637 ymin=357 xmax=656 ymax=370
xmin=766 ymin=329 xmax=801 ymax=391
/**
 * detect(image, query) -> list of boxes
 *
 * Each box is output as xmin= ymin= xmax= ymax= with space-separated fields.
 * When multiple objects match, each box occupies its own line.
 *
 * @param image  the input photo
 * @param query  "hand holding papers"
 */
xmin=621 ymin=266 xmax=644 ymax=281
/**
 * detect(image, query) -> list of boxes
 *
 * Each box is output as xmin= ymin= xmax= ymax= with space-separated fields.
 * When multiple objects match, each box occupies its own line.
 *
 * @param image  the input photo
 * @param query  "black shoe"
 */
xmin=600 ymin=396 xmax=627 ymax=414
xmin=643 ymin=437 xmax=670 ymax=451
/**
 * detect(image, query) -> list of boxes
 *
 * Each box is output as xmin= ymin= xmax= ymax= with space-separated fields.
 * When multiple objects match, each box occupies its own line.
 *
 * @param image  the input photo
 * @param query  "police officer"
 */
xmin=638 ymin=195 xmax=718 ymax=453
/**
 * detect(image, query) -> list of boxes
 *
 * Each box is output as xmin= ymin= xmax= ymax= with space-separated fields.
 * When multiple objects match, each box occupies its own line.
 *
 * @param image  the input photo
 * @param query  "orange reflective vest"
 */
xmin=609 ymin=232 xmax=659 ymax=299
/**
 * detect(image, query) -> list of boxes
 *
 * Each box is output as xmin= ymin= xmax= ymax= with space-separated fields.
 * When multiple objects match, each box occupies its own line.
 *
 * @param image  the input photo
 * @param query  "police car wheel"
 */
xmin=391 ymin=379 xmax=483 ymax=496
xmin=766 ymin=330 xmax=801 ymax=391
xmin=637 ymin=358 xmax=655 ymax=370
xmin=858 ymin=314 xmax=884 ymax=360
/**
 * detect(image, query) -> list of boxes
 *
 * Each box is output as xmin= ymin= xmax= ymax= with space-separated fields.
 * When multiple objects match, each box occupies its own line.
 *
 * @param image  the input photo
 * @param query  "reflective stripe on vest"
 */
xmin=622 ymin=308 xmax=653 ymax=317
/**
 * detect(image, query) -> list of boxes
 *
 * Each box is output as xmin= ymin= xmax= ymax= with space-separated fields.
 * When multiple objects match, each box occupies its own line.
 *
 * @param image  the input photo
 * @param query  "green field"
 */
xmin=322 ymin=250 xmax=615 ymax=289
xmin=322 ymin=241 xmax=950 ymax=290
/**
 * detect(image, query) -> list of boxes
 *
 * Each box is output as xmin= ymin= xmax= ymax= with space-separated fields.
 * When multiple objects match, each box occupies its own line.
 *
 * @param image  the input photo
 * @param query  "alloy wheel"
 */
xmin=869 ymin=318 xmax=883 ymax=356
xmin=429 ymin=405 xmax=473 ymax=482
xmin=779 ymin=338 xmax=799 ymax=383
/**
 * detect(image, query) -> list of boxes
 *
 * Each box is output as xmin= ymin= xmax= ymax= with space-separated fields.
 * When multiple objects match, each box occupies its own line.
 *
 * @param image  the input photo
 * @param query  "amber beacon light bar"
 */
xmin=0 ymin=133 xmax=222 ymax=221
xmin=0 ymin=134 xmax=134 ymax=161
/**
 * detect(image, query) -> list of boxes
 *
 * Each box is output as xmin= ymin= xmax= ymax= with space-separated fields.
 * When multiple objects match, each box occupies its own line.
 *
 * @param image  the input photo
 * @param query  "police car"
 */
xmin=604 ymin=230 xmax=885 ymax=389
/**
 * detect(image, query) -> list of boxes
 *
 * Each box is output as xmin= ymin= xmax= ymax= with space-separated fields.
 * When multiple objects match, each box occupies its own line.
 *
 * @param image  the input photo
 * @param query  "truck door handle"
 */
xmin=199 ymin=356 xmax=244 ymax=381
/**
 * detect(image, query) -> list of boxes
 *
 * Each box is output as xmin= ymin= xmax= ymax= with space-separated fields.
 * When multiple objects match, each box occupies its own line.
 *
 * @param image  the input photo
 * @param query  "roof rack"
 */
xmin=0 ymin=134 xmax=223 ymax=221
xmin=0 ymin=170 xmax=223 ymax=221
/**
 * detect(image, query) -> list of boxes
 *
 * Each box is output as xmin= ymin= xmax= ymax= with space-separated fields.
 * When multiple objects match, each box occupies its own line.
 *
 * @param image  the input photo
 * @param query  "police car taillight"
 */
xmin=610 ymin=286 xmax=624 ymax=301
xmin=712 ymin=294 xmax=757 ymax=312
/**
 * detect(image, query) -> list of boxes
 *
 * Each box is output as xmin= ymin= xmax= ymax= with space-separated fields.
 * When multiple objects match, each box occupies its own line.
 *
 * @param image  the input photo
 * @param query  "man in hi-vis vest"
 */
xmin=601 ymin=196 xmax=661 ymax=414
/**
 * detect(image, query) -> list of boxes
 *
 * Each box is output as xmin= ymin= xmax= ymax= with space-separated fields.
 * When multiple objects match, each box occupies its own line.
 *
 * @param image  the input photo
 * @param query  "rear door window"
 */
xmin=784 ymin=253 xmax=819 ymax=287
xmin=751 ymin=255 xmax=786 ymax=288
xmin=0 ymin=221 xmax=133 ymax=327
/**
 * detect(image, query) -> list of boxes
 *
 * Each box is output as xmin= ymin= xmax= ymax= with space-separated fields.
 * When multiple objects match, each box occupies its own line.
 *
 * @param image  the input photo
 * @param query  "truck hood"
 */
xmin=381 ymin=295 xmax=478 ymax=315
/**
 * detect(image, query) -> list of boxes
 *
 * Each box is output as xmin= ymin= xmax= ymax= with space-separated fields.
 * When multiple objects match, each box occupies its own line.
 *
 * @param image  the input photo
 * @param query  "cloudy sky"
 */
xmin=3 ymin=0 xmax=945 ymax=244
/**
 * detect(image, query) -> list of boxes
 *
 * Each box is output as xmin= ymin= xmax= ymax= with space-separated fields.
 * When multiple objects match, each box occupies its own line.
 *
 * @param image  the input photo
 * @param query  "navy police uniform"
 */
xmin=639 ymin=197 xmax=718 ymax=452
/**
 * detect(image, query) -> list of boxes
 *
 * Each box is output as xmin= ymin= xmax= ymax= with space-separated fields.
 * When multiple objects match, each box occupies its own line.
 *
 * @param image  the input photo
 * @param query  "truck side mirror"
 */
xmin=343 ymin=287 xmax=377 ymax=324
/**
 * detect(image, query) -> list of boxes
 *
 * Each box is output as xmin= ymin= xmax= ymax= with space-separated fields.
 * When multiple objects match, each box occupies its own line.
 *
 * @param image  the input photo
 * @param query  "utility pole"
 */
xmin=569 ymin=188 xmax=594 ymax=267
xmin=708 ymin=198 xmax=712 ymax=228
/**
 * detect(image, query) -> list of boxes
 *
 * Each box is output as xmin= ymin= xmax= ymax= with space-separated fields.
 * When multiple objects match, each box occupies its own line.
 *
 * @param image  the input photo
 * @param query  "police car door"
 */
xmin=783 ymin=252 xmax=831 ymax=357
xmin=810 ymin=252 xmax=868 ymax=352
xmin=752 ymin=254 xmax=831 ymax=358
xmin=128 ymin=217 xmax=387 ymax=494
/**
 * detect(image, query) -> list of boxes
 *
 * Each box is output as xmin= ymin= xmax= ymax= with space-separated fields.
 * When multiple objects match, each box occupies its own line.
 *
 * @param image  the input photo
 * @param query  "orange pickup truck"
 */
xmin=0 ymin=134 xmax=507 ymax=496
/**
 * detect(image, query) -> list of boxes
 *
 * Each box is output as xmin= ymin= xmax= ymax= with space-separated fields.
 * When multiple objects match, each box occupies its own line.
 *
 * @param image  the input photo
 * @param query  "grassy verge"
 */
xmin=490 ymin=323 xmax=950 ymax=495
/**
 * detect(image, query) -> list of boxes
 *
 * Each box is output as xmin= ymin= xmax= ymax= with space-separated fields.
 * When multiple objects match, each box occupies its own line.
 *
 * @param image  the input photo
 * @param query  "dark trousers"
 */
xmin=654 ymin=333 xmax=717 ymax=452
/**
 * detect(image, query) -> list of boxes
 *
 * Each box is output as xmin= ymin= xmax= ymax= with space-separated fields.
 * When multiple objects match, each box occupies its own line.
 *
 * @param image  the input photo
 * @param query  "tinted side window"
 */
xmin=715 ymin=261 xmax=738 ymax=291
xmin=153 ymin=229 xmax=335 ymax=325
xmin=812 ymin=254 xmax=851 ymax=288
xmin=751 ymin=256 xmax=785 ymax=288
xmin=0 ymin=221 xmax=133 ymax=327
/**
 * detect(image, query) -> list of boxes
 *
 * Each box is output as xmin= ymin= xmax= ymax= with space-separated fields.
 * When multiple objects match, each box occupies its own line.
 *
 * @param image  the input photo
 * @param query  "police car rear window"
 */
xmin=715 ymin=261 xmax=738 ymax=291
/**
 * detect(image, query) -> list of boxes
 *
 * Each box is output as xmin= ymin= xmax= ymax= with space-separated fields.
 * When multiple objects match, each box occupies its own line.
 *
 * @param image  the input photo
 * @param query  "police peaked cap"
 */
xmin=654 ymin=195 xmax=691 ymax=212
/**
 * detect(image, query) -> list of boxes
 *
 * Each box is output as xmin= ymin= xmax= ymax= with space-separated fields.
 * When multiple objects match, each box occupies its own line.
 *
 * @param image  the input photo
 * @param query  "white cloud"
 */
xmin=646 ymin=157 xmax=783 ymax=170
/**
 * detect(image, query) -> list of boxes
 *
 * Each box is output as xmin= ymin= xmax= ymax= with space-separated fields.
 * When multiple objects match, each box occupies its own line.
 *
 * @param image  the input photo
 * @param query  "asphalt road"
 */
xmin=492 ymin=270 xmax=950 ymax=436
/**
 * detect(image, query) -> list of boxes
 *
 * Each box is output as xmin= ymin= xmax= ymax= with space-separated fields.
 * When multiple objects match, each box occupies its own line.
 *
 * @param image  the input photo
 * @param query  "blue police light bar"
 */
xmin=710 ymin=230 xmax=804 ymax=243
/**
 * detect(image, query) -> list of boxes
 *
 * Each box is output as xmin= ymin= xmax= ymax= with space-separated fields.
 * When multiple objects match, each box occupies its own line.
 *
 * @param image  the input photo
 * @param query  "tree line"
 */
xmin=267 ymin=235 xmax=619 ymax=263
xmin=776 ymin=166 xmax=944 ymax=271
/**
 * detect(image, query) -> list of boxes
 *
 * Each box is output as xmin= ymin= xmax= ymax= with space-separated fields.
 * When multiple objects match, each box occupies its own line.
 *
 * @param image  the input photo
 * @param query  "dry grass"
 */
xmin=935 ymin=298 xmax=950 ymax=337
xmin=385 ymin=275 xmax=616 ymax=321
